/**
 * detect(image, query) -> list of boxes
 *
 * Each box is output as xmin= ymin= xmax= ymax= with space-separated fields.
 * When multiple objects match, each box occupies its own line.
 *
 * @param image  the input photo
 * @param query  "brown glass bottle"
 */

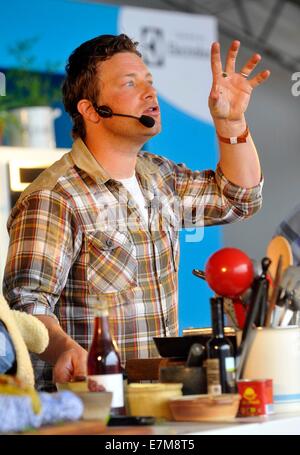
xmin=87 ymin=302 xmax=125 ymax=416
xmin=206 ymin=297 xmax=236 ymax=395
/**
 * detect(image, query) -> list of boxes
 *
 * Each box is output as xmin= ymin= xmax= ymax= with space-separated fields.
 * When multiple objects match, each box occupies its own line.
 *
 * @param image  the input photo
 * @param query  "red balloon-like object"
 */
xmin=205 ymin=247 xmax=254 ymax=297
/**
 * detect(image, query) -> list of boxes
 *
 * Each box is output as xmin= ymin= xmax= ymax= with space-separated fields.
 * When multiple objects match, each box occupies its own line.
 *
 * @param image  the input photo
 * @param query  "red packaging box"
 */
xmin=237 ymin=378 xmax=274 ymax=416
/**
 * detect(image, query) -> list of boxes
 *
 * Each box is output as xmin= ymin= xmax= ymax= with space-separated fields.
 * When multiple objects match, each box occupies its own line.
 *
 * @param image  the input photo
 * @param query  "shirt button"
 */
xmin=106 ymin=239 xmax=113 ymax=248
xmin=128 ymin=200 xmax=135 ymax=208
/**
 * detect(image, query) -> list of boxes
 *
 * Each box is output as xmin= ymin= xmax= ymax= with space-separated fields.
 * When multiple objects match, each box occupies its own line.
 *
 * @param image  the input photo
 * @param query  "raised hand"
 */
xmin=208 ymin=40 xmax=270 ymax=121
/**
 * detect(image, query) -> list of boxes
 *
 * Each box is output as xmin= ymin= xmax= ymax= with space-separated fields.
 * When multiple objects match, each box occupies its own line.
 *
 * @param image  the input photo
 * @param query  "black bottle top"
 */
xmin=210 ymin=296 xmax=225 ymax=337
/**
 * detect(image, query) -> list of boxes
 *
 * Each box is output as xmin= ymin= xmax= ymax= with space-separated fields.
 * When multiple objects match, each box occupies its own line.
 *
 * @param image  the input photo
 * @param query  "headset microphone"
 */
xmin=95 ymin=105 xmax=155 ymax=128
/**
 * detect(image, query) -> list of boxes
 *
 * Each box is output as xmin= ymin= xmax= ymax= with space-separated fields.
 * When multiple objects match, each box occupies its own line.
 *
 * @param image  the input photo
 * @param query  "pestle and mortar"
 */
xmin=159 ymin=343 xmax=207 ymax=395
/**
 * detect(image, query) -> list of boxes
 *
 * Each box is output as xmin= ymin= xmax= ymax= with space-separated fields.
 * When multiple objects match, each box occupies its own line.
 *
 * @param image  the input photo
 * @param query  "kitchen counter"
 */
xmin=25 ymin=411 xmax=300 ymax=435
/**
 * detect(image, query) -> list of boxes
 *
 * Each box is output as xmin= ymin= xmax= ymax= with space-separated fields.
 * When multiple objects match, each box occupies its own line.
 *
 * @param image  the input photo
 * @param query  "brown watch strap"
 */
xmin=217 ymin=125 xmax=249 ymax=144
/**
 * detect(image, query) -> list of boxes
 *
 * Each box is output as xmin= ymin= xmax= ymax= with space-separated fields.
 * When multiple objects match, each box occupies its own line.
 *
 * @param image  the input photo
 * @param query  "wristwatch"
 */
xmin=216 ymin=125 xmax=249 ymax=144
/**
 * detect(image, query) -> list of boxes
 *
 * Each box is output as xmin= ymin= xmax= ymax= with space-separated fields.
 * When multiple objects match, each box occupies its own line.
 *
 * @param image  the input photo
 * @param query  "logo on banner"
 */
xmin=140 ymin=26 xmax=210 ymax=69
xmin=140 ymin=27 xmax=165 ymax=66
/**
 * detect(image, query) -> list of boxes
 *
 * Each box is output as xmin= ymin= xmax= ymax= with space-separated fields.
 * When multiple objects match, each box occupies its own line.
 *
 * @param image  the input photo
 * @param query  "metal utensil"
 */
xmin=279 ymin=279 xmax=300 ymax=326
xmin=279 ymin=295 xmax=294 ymax=326
xmin=276 ymin=267 xmax=300 ymax=326
xmin=192 ymin=269 xmax=206 ymax=280
xmin=264 ymin=255 xmax=283 ymax=327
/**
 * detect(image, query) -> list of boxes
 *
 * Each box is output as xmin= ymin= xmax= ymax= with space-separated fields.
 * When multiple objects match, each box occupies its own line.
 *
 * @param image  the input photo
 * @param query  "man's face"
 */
xmin=96 ymin=52 xmax=161 ymax=139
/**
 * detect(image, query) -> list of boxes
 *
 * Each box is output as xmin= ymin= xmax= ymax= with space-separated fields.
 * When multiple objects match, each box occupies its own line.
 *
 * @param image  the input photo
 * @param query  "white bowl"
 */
xmin=75 ymin=391 xmax=113 ymax=422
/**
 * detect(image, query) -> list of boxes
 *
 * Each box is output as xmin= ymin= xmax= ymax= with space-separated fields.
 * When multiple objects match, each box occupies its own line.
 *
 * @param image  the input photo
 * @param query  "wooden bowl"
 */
xmin=169 ymin=394 xmax=241 ymax=422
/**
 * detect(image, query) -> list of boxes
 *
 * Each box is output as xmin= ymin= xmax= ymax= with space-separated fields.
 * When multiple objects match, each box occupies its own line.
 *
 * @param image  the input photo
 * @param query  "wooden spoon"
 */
xmin=266 ymin=235 xmax=293 ymax=281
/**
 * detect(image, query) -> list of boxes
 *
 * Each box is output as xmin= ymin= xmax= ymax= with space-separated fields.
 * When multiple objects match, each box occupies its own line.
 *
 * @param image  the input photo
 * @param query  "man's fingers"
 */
xmin=249 ymin=70 xmax=271 ymax=88
xmin=72 ymin=362 xmax=87 ymax=379
xmin=52 ymin=348 xmax=87 ymax=384
xmin=53 ymin=361 xmax=73 ymax=383
xmin=71 ymin=349 xmax=87 ymax=379
xmin=209 ymin=83 xmax=220 ymax=100
xmin=211 ymin=42 xmax=223 ymax=82
xmin=239 ymin=53 xmax=262 ymax=78
xmin=225 ymin=40 xmax=240 ymax=74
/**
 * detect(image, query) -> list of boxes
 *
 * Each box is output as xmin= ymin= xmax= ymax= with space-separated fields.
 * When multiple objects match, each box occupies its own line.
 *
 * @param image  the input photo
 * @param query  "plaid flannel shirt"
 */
xmin=3 ymin=138 xmax=263 ymax=390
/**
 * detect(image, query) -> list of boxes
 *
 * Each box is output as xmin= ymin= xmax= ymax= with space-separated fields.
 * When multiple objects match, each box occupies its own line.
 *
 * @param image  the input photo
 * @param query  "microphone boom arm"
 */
xmin=95 ymin=105 xmax=155 ymax=128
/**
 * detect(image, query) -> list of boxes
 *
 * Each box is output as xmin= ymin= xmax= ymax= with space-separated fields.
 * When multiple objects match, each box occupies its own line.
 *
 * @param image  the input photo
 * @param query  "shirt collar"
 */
xmin=71 ymin=138 xmax=110 ymax=184
xmin=71 ymin=137 xmax=158 ymax=185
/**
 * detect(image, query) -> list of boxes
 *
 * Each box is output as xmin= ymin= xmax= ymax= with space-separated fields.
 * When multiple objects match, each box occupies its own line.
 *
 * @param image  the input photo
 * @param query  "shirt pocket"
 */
xmin=86 ymin=230 xmax=137 ymax=294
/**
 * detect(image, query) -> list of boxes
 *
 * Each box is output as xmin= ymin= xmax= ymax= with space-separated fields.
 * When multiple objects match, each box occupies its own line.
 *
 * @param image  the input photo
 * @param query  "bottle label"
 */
xmin=225 ymin=356 xmax=236 ymax=388
xmin=206 ymin=358 xmax=222 ymax=395
xmin=88 ymin=374 xmax=124 ymax=408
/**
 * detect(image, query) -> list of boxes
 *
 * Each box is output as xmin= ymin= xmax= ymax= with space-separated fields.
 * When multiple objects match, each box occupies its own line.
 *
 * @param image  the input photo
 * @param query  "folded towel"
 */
xmin=0 ymin=322 xmax=16 ymax=373
xmin=0 ymin=391 xmax=83 ymax=433
xmin=38 ymin=391 xmax=83 ymax=425
xmin=0 ymin=295 xmax=49 ymax=387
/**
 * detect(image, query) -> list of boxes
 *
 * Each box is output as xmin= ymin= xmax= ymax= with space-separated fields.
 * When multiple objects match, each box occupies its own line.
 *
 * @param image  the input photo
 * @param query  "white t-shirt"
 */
xmin=117 ymin=173 xmax=148 ymax=224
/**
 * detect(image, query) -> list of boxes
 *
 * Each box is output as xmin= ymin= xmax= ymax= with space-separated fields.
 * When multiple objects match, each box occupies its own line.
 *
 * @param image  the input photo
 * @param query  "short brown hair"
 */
xmin=62 ymin=34 xmax=141 ymax=140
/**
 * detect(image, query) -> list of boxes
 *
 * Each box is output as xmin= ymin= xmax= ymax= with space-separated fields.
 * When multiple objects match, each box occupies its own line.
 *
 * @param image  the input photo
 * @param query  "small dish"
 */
xmin=169 ymin=393 xmax=241 ymax=422
xmin=75 ymin=391 xmax=113 ymax=422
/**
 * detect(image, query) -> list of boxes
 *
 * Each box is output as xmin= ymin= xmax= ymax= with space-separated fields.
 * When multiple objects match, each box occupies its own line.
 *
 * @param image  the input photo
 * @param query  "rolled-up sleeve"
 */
xmin=3 ymin=191 xmax=82 ymax=319
xmin=172 ymin=160 xmax=263 ymax=227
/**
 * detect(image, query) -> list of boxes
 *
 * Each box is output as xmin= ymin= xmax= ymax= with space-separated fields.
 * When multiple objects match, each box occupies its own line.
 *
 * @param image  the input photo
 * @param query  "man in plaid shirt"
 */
xmin=3 ymin=34 xmax=269 ymax=390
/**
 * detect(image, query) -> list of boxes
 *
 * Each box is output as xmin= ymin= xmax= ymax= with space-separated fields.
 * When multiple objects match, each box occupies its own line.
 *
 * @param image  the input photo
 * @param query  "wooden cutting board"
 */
xmin=24 ymin=420 xmax=107 ymax=435
xmin=23 ymin=420 xmax=155 ymax=435
xmin=266 ymin=235 xmax=293 ymax=280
